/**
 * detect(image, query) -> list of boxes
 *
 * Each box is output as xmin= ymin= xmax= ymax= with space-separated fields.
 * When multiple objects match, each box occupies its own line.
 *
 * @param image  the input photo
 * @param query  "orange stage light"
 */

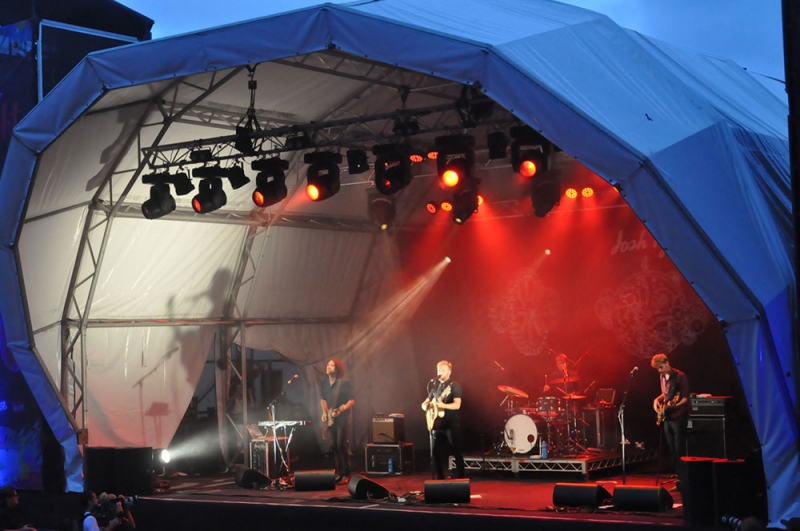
xmin=426 ymin=201 xmax=438 ymax=214
xmin=477 ymin=194 xmax=484 ymax=206
xmin=519 ymin=159 xmax=538 ymax=178
xmin=582 ymin=187 xmax=594 ymax=197
xmin=427 ymin=151 xmax=439 ymax=160
xmin=306 ymin=184 xmax=321 ymax=201
xmin=410 ymin=154 xmax=424 ymax=163
xmin=565 ymin=188 xmax=578 ymax=199
xmin=441 ymin=201 xmax=453 ymax=211
xmin=442 ymin=169 xmax=460 ymax=188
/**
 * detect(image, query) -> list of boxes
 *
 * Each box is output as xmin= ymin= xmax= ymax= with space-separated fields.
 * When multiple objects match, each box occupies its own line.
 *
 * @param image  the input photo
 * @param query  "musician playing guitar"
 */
xmin=651 ymin=353 xmax=690 ymax=492
xmin=320 ymin=358 xmax=355 ymax=485
xmin=420 ymin=360 xmax=465 ymax=480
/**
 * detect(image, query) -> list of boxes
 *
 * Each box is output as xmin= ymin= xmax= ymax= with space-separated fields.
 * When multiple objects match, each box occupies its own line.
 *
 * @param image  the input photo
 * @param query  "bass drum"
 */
xmin=503 ymin=413 xmax=542 ymax=454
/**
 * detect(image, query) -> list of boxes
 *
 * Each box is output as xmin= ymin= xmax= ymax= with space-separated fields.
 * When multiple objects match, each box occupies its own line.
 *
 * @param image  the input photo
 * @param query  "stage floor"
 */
xmin=129 ymin=455 xmax=690 ymax=531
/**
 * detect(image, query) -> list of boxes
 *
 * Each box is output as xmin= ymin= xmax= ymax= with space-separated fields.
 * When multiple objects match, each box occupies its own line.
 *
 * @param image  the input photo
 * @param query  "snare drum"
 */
xmin=536 ymin=396 xmax=561 ymax=417
xmin=504 ymin=413 xmax=543 ymax=454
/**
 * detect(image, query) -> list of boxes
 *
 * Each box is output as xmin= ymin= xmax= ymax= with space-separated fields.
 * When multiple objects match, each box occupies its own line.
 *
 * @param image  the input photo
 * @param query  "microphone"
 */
xmin=430 ymin=378 xmax=438 ymax=383
xmin=287 ymin=374 xmax=299 ymax=384
xmin=630 ymin=366 xmax=639 ymax=377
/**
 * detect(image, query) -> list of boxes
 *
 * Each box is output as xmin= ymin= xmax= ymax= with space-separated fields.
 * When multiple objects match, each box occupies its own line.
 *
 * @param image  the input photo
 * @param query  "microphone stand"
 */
xmin=266 ymin=380 xmax=293 ymax=486
xmin=618 ymin=370 xmax=636 ymax=485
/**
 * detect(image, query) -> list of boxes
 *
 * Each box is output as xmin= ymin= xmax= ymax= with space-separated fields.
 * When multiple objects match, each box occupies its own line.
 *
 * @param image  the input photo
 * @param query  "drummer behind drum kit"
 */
xmin=497 ymin=379 xmax=588 ymax=457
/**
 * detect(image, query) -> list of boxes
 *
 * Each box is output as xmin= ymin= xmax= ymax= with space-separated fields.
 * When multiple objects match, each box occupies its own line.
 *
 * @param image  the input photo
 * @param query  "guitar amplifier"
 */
xmin=371 ymin=415 xmax=405 ymax=443
xmin=365 ymin=443 xmax=414 ymax=475
xmin=690 ymin=396 xmax=731 ymax=417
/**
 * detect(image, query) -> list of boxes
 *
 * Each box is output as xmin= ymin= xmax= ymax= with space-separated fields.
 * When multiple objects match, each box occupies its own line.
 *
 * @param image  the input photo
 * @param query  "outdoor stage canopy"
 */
xmin=0 ymin=0 xmax=796 ymax=526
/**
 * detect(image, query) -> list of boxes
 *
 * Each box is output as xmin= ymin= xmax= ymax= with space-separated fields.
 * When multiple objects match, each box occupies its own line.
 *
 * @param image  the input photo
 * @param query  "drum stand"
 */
xmin=555 ymin=398 xmax=584 ymax=455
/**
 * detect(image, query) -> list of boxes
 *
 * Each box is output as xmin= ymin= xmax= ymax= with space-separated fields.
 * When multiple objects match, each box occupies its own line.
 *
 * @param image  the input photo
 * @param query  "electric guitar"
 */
xmin=656 ymin=392 xmax=680 ymax=425
xmin=322 ymin=406 xmax=343 ymax=439
xmin=425 ymin=384 xmax=451 ymax=431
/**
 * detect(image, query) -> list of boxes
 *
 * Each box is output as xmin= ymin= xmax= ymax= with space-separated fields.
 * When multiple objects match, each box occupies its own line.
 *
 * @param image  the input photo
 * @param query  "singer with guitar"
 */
xmin=420 ymin=360 xmax=465 ymax=480
xmin=320 ymin=358 xmax=355 ymax=485
xmin=651 ymin=353 xmax=690 ymax=492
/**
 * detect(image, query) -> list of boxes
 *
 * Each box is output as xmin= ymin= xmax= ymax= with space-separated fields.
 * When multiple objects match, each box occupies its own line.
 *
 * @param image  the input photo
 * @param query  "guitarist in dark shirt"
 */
xmin=420 ymin=360 xmax=465 ymax=480
xmin=651 ymin=353 xmax=690 ymax=491
xmin=320 ymin=358 xmax=355 ymax=485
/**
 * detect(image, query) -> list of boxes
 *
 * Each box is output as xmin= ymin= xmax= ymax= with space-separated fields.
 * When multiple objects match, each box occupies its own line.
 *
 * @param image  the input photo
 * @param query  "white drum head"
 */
xmin=504 ymin=413 xmax=539 ymax=454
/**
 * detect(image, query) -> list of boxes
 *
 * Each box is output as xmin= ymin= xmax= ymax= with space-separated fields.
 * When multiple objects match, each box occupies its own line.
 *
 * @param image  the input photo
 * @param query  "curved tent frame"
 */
xmin=0 ymin=0 xmax=796 ymax=524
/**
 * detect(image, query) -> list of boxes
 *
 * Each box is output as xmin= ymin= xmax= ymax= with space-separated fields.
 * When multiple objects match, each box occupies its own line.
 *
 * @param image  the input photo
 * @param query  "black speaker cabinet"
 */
xmin=682 ymin=456 xmax=715 ymax=526
xmin=553 ymin=483 xmax=612 ymax=508
xmin=582 ymin=406 xmax=619 ymax=450
xmin=85 ymin=447 xmax=116 ymax=494
xmin=235 ymin=467 xmax=271 ymax=489
xmin=424 ymin=478 xmax=470 ymax=504
xmin=365 ymin=443 xmax=414 ymax=474
xmin=613 ymin=486 xmax=673 ymax=512
xmin=687 ymin=417 xmax=727 ymax=458
xmin=294 ymin=469 xmax=336 ymax=491
xmin=371 ymin=416 xmax=405 ymax=443
xmin=348 ymin=475 xmax=391 ymax=500
xmin=86 ymin=447 xmax=153 ymax=495
xmin=713 ymin=458 xmax=767 ymax=522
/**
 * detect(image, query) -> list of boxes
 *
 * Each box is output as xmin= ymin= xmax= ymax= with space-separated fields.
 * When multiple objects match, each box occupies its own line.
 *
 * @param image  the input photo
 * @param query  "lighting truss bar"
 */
xmin=72 ymin=316 xmax=350 ymax=328
xmin=143 ymin=98 xmax=498 ymax=166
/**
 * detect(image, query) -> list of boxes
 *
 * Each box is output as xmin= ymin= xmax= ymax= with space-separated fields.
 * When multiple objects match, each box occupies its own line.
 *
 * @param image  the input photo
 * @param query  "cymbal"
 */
xmin=497 ymin=385 xmax=529 ymax=399
xmin=562 ymin=393 xmax=586 ymax=400
xmin=550 ymin=376 xmax=580 ymax=384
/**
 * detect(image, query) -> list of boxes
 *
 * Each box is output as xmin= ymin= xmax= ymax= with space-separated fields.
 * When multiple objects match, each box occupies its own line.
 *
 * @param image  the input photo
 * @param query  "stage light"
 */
xmin=510 ymin=125 xmax=550 ymax=176
xmin=192 ymin=178 xmax=227 ymax=214
xmin=439 ymin=158 xmax=469 ymax=189
xmin=251 ymin=157 xmax=289 ymax=208
xmin=234 ymin=126 xmax=254 ymax=155
xmin=160 ymin=449 xmax=171 ymax=464
xmin=531 ymin=173 xmax=560 ymax=217
xmin=487 ymin=132 xmax=508 ymax=159
xmin=410 ymin=153 xmax=424 ymax=163
xmin=477 ymin=194 xmax=484 ymax=206
xmin=426 ymin=201 xmax=438 ymax=214
xmin=565 ymin=188 xmax=578 ymax=199
xmin=142 ymin=183 xmax=176 ymax=220
xmin=582 ymin=187 xmax=594 ymax=197
xmin=452 ymin=188 xmax=479 ymax=225
xmin=427 ymin=151 xmax=439 ymax=160
xmin=369 ymin=194 xmax=396 ymax=230
xmin=441 ymin=201 xmax=453 ymax=211
xmin=226 ymin=165 xmax=251 ymax=190
xmin=190 ymin=149 xmax=213 ymax=163
xmin=393 ymin=118 xmax=420 ymax=137
xmin=373 ymin=144 xmax=412 ymax=195
xmin=304 ymin=151 xmax=342 ymax=201
xmin=346 ymin=149 xmax=370 ymax=174
xmin=172 ymin=172 xmax=195 ymax=196
xmin=285 ymin=134 xmax=311 ymax=151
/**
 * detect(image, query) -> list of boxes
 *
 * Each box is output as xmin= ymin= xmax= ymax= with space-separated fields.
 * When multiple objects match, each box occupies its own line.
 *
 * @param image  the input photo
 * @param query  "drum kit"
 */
xmin=497 ymin=379 xmax=588 ymax=457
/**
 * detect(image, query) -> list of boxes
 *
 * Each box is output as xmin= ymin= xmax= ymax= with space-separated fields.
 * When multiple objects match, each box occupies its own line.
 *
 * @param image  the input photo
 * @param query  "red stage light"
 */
xmin=410 ymin=154 xmax=424 ymax=163
xmin=441 ymin=201 xmax=453 ymax=211
xmin=306 ymin=184 xmax=321 ymax=201
xmin=253 ymin=190 xmax=266 ymax=207
xmin=477 ymin=194 xmax=484 ymax=206
xmin=442 ymin=168 xmax=461 ymax=188
xmin=427 ymin=151 xmax=439 ymax=160
xmin=426 ymin=201 xmax=438 ymax=214
xmin=582 ymin=187 xmax=594 ymax=197
xmin=565 ymin=188 xmax=578 ymax=199
xmin=191 ymin=197 xmax=202 ymax=212
xmin=519 ymin=159 xmax=538 ymax=178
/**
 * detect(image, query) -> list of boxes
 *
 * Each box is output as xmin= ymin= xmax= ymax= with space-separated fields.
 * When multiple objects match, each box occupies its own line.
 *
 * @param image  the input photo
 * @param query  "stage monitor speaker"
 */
xmin=613 ymin=486 xmax=673 ymax=512
xmin=424 ymin=479 xmax=470 ymax=504
xmin=235 ymin=467 xmax=271 ymax=489
xmin=552 ymin=483 xmax=612 ymax=508
xmin=348 ymin=475 xmax=391 ymax=500
xmin=294 ymin=470 xmax=336 ymax=491
xmin=113 ymin=447 xmax=154 ymax=495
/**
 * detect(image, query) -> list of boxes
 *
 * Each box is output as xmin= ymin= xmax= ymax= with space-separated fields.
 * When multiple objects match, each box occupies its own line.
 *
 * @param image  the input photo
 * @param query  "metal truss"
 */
xmin=455 ymin=450 xmax=657 ymax=479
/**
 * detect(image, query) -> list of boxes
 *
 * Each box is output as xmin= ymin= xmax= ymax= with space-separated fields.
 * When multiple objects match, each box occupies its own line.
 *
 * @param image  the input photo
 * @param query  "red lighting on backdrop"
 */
xmin=565 ymin=188 xmax=578 ymax=199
